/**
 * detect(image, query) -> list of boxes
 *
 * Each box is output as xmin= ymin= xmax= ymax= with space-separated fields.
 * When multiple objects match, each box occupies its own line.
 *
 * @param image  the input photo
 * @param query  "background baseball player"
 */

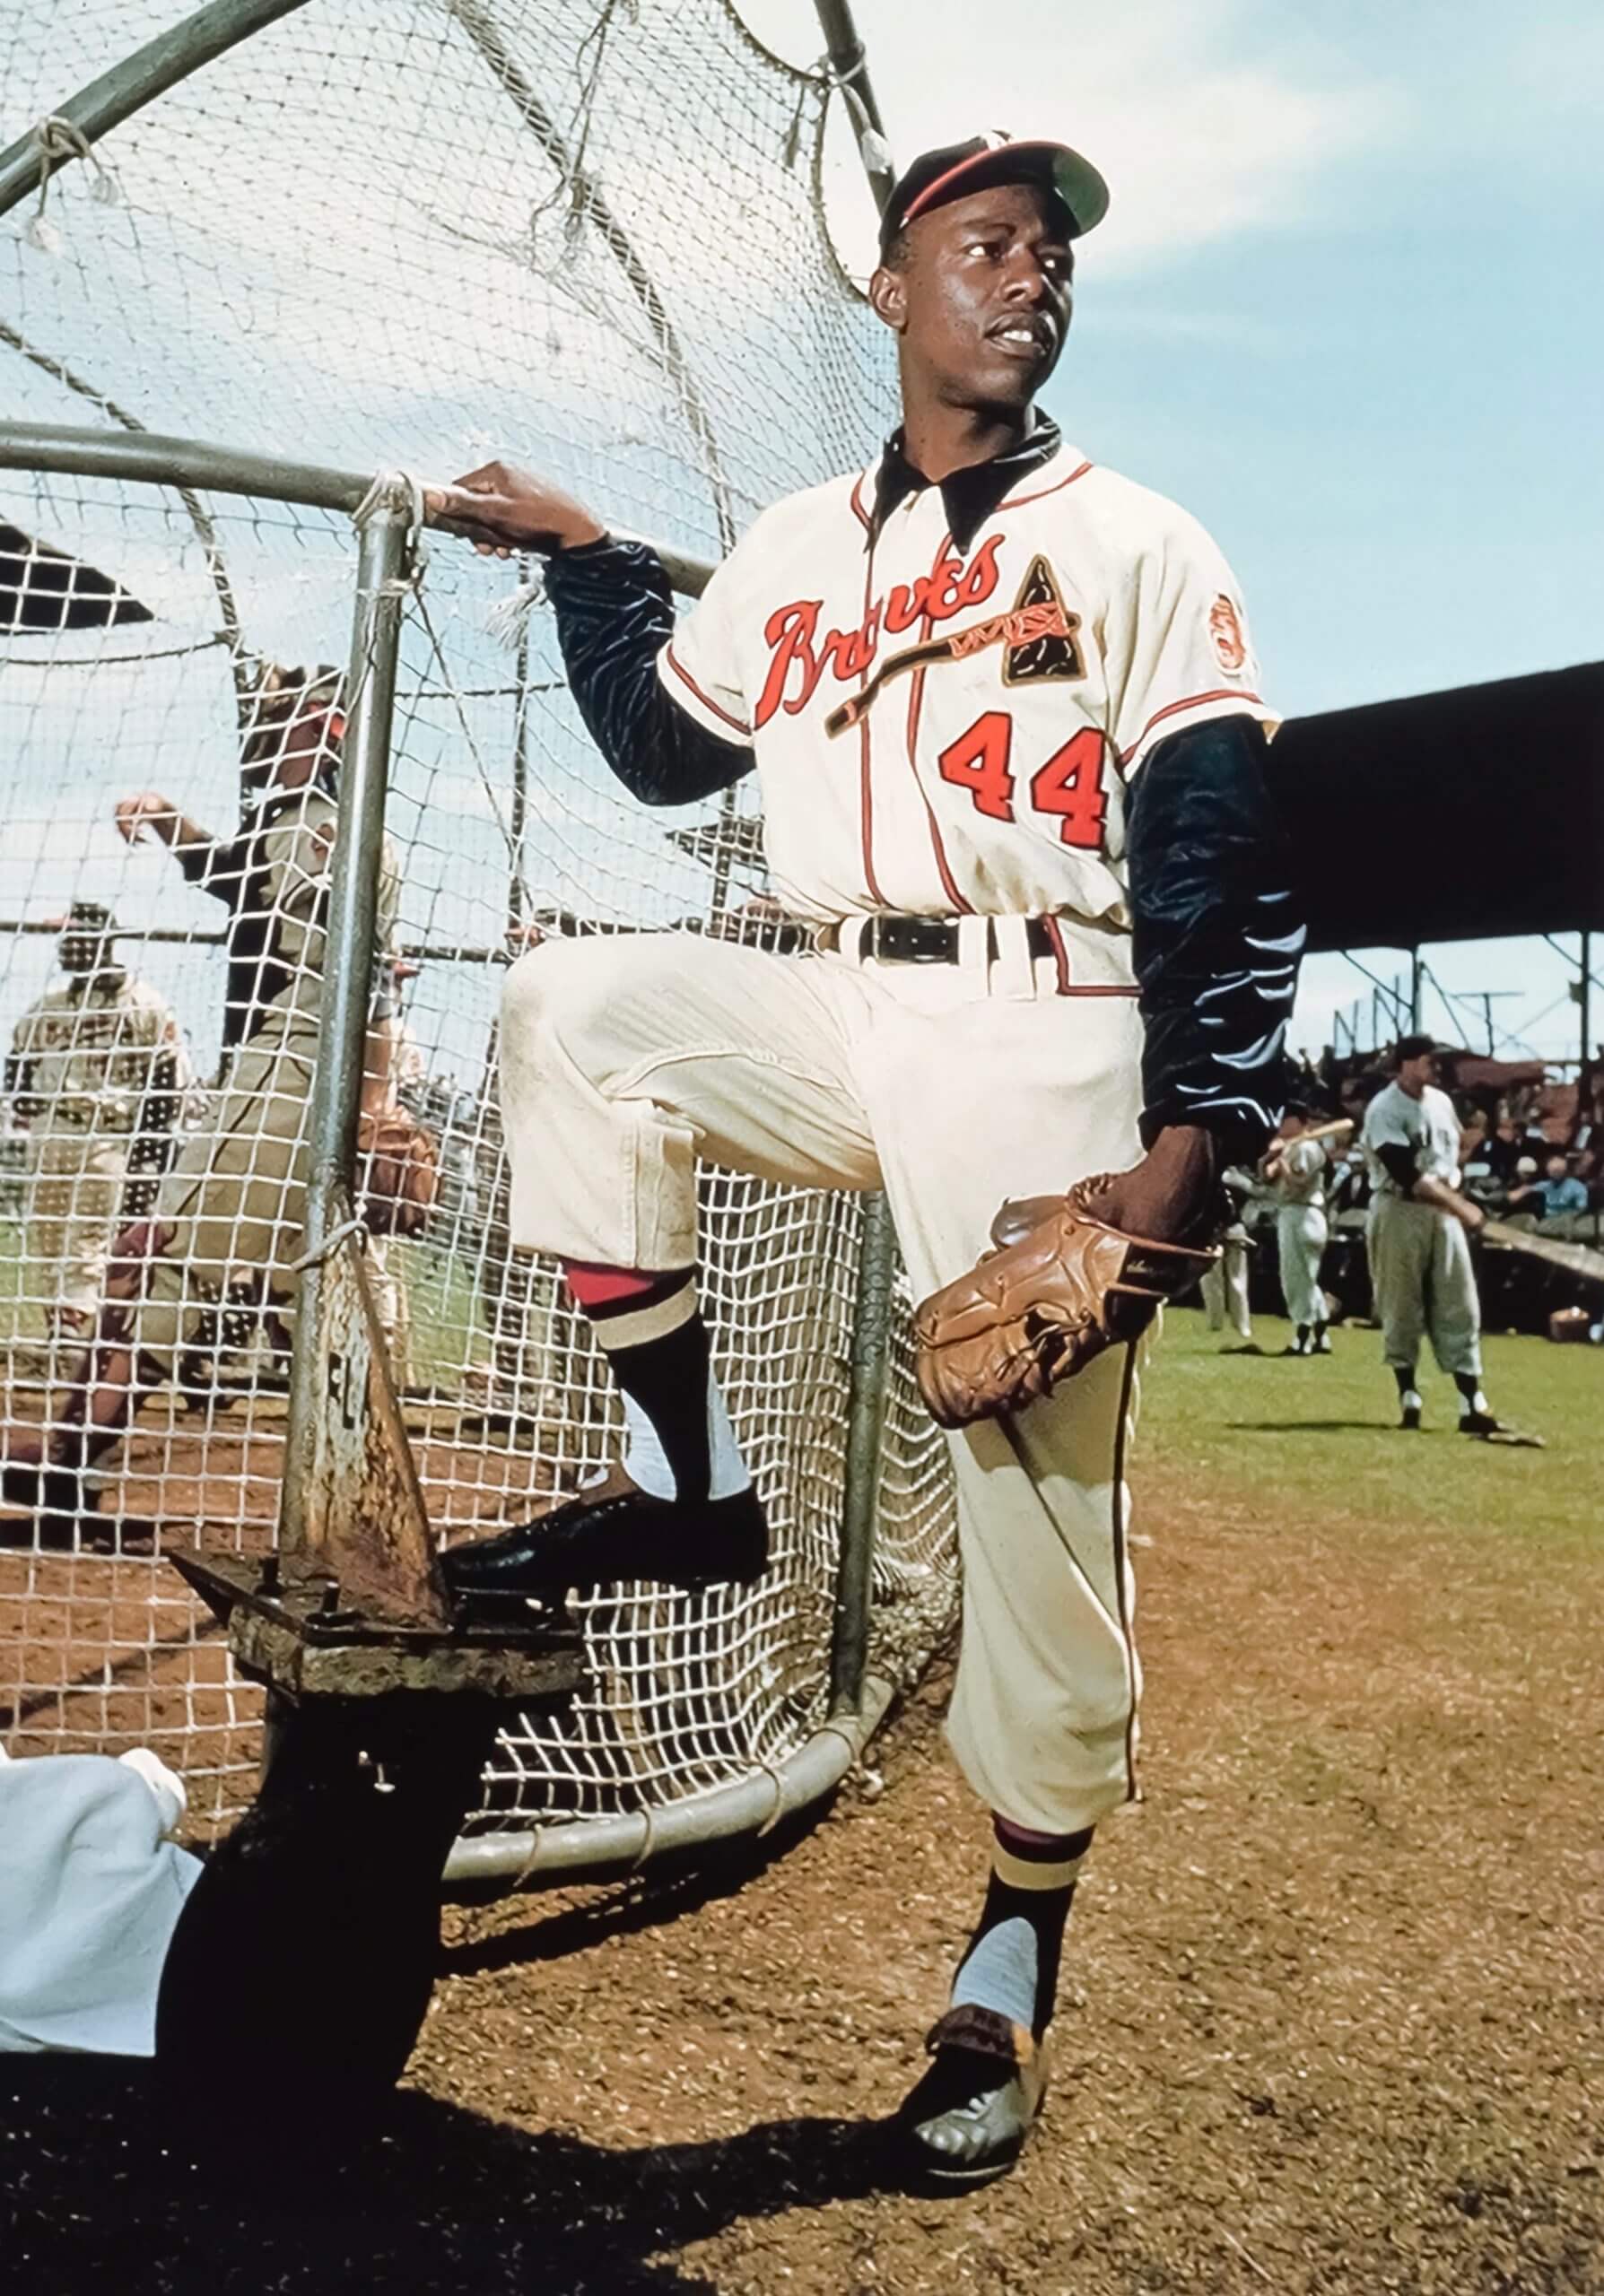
xmin=427 ymin=130 xmax=1303 ymax=2187
xmin=1 ymin=669 xmax=401 ymax=1521
xmin=1261 ymin=1106 xmax=1332 ymax=1354
xmin=1361 ymin=1033 xmax=1511 ymax=1435
xmin=1199 ymin=1161 xmax=1258 ymax=1348
xmin=4 ymin=901 xmax=188 ymax=1352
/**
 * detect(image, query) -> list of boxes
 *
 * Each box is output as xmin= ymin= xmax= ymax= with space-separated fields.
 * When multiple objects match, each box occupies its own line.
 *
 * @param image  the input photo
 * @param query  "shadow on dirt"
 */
xmin=2 ymin=2053 xmax=898 ymax=2296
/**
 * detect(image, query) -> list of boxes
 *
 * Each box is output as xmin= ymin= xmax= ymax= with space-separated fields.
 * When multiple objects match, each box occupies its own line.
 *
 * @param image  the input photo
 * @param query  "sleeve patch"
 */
xmin=1208 ymin=594 xmax=1249 ymax=676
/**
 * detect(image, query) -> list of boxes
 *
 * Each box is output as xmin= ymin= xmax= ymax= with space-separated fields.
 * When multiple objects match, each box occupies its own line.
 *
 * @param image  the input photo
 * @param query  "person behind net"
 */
xmin=0 ymin=667 xmax=400 ymax=1527
xmin=4 ymin=902 xmax=188 ymax=1358
xmin=1359 ymin=1033 xmax=1516 ymax=1437
xmin=425 ymin=130 xmax=1304 ymax=2187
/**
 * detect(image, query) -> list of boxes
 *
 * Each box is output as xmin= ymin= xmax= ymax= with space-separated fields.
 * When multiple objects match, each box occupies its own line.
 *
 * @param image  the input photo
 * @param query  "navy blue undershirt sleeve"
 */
xmin=1125 ymin=715 xmax=1305 ymax=1162
xmin=1374 ymin=1142 xmax=1418 ymax=1192
xmin=542 ymin=536 xmax=753 ymax=807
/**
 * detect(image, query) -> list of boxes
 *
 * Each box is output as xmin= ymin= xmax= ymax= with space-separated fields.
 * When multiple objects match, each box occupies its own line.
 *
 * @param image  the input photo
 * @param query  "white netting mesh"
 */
xmin=0 ymin=0 xmax=957 ymax=1851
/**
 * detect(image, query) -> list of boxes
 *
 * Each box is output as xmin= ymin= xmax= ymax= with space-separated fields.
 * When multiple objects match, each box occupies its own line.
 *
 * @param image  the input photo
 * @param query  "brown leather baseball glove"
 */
xmin=356 ymin=1107 xmax=440 ymax=1239
xmin=912 ymin=1177 xmax=1217 ymax=1429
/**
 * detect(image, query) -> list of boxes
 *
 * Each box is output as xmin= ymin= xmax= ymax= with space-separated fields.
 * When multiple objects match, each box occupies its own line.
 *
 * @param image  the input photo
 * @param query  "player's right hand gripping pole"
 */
xmin=912 ymin=1178 xmax=1217 ymax=1429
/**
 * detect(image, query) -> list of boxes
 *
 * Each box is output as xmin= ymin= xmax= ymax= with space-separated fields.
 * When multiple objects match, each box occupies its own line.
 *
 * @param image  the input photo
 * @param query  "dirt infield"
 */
xmin=4 ymin=1316 xmax=1600 ymax=2294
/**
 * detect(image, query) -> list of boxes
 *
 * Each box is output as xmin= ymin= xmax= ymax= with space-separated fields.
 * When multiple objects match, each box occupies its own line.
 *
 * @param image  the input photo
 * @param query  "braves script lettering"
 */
xmin=754 ymin=534 xmax=1005 ymax=729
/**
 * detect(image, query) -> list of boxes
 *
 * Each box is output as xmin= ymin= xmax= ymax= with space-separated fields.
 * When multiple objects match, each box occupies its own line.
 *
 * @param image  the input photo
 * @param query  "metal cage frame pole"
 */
xmin=276 ymin=481 xmax=412 ymax=1560
xmin=0 ymin=0 xmax=315 ymax=222
xmin=809 ymin=0 xmax=896 ymax=214
xmin=830 ymin=1189 xmax=894 ymax=1718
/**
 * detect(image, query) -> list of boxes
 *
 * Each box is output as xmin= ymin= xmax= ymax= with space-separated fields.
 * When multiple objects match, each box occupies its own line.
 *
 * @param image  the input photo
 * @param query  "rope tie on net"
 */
xmin=23 ymin=116 xmax=120 ymax=255
xmin=287 ymin=1213 xmax=367 ymax=1276
xmin=804 ymin=52 xmax=892 ymax=179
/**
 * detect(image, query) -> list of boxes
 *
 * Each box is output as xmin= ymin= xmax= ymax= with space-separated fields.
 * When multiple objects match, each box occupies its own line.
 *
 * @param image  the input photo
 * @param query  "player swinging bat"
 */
xmin=426 ymin=131 xmax=1304 ymax=2188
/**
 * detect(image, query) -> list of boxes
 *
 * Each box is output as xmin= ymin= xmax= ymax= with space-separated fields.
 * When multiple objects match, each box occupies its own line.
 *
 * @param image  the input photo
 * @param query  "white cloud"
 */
xmin=745 ymin=0 xmax=1402 ymax=279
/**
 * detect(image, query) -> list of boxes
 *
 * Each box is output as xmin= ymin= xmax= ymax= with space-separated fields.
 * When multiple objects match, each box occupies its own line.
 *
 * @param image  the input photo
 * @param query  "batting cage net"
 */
xmin=0 ymin=0 xmax=958 ymax=1859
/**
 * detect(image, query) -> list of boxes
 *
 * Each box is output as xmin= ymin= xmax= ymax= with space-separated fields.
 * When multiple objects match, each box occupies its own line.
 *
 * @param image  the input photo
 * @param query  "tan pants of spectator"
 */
xmin=23 ymin=1126 xmax=130 ymax=1326
xmin=138 ymin=1038 xmax=405 ymax=1385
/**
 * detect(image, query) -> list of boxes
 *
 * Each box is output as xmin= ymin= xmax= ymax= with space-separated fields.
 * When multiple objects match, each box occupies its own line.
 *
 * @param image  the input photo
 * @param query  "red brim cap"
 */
xmin=883 ymin=135 xmax=1110 ymax=252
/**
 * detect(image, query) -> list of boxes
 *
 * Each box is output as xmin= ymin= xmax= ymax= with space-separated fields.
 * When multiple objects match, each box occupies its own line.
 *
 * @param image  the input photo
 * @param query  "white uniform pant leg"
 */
xmin=1222 ymin=1234 xmax=1252 ymax=1338
xmin=1425 ymin=1211 xmax=1483 ymax=1378
xmin=497 ymin=934 xmax=880 ymax=1265
xmin=1277 ymin=1205 xmax=1328 ymax=1329
xmin=845 ymin=938 xmax=1147 ymax=1837
xmin=500 ymin=926 xmax=1149 ymax=1838
xmin=1366 ymin=1196 xmax=1429 ymax=1375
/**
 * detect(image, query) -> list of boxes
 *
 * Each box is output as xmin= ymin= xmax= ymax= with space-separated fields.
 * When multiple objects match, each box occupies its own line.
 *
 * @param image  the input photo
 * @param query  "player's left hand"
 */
xmin=993 ymin=1126 xmax=1220 ymax=1254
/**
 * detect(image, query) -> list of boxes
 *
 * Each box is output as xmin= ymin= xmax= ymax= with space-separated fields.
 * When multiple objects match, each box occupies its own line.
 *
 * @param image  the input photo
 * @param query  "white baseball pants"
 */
xmin=1276 ymin=1205 xmax=1328 ymax=1329
xmin=1365 ymin=1195 xmax=1482 ymax=1378
xmin=1201 ymin=1231 xmax=1251 ymax=1339
xmin=500 ymin=914 xmax=1148 ymax=1835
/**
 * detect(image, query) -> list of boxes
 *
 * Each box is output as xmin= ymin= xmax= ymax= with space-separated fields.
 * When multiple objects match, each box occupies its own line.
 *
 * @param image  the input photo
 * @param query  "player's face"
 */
xmin=876 ymin=185 xmax=1074 ymax=411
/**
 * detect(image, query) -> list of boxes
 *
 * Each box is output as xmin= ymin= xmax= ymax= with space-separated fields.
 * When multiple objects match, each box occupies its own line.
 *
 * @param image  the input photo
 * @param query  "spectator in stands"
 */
xmin=1507 ymin=1152 xmax=1591 ymax=1222
xmin=1478 ymin=1115 xmax=1524 ymax=1186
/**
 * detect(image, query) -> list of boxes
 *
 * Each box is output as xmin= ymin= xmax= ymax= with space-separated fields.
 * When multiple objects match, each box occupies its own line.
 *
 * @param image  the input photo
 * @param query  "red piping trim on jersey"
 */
xmin=1117 ymin=688 xmax=1263 ymax=770
xmin=996 ymin=457 xmax=1094 ymax=513
xmin=857 ymin=540 xmax=887 ymax=908
xmin=664 ymin=644 xmax=752 ymax=736
xmin=849 ymin=473 xmax=873 ymax=534
xmin=908 ymin=529 xmax=972 ymax=914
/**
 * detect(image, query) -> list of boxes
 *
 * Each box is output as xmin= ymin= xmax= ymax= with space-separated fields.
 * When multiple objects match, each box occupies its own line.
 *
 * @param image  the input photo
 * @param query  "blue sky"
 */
xmin=764 ymin=0 xmax=1603 ymax=1065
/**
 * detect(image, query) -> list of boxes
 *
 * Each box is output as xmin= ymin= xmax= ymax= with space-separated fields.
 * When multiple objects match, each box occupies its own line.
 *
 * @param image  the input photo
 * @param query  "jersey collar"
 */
xmin=867 ymin=411 xmax=1062 ymax=552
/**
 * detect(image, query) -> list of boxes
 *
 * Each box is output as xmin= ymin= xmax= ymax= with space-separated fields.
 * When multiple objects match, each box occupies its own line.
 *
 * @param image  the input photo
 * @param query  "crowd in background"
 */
xmin=1214 ymin=1046 xmax=1604 ymax=1342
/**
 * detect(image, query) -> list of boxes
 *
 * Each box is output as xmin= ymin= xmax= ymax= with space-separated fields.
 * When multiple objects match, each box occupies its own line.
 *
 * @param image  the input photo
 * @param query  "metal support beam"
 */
xmin=0 ymin=0 xmax=314 ymax=222
xmin=277 ymin=483 xmax=411 ymax=1562
xmin=810 ymin=0 xmax=896 ymax=213
xmin=829 ymin=1190 xmax=894 ymax=1717
xmin=0 ymin=424 xmax=711 ymax=596
xmin=1582 ymin=931 xmax=1593 ymax=1078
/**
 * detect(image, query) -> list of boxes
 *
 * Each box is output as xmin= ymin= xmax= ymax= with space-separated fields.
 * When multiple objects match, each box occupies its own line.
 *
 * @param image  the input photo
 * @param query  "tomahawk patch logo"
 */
xmin=1001 ymin=555 xmax=1085 ymax=685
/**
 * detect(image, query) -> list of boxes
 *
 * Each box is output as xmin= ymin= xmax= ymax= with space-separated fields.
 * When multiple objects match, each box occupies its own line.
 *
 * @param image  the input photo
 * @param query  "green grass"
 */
xmin=1144 ymin=1305 xmax=1603 ymax=1544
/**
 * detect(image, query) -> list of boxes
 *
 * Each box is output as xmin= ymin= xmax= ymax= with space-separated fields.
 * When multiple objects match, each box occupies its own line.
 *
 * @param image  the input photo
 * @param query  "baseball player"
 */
xmin=1360 ymin=1034 xmax=1509 ymax=1433
xmin=1199 ymin=1163 xmax=1258 ymax=1347
xmin=1261 ymin=1108 xmax=1331 ymax=1354
xmin=4 ymin=903 xmax=187 ymax=1349
xmin=427 ymin=132 xmax=1303 ymax=2186
xmin=1 ymin=669 xmax=400 ymax=1521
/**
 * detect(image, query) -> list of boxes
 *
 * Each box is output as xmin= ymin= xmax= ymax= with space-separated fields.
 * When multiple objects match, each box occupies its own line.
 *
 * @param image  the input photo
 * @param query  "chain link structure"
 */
xmin=0 ymin=0 xmax=957 ymax=1857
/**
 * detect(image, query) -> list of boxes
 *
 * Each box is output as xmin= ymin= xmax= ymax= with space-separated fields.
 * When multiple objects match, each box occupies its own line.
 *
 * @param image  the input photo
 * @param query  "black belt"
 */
xmin=857 ymin=914 xmax=1058 ymax=964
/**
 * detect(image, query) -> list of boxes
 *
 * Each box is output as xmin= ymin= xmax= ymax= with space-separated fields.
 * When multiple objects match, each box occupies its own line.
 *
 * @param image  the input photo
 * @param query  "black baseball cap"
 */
xmin=878 ymin=132 xmax=1110 ymax=257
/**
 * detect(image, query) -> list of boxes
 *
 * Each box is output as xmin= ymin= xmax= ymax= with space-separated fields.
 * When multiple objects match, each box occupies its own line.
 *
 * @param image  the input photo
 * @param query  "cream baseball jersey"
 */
xmin=1362 ymin=1081 xmax=1462 ymax=1195
xmin=658 ymin=448 xmax=1277 ymax=926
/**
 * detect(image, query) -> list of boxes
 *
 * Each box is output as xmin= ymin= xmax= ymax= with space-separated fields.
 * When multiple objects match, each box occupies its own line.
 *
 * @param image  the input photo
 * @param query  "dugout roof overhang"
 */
xmin=1270 ymin=661 xmax=1604 ymax=954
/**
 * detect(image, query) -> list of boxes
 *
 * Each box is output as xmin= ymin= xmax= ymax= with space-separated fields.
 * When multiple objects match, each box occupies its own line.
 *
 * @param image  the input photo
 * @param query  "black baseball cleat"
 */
xmin=894 ymin=2006 xmax=1050 ymax=2191
xmin=443 ymin=1481 xmax=768 ymax=1598
xmin=1 ymin=1457 xmax=101 ymax=1541
xmin=1399 ymin=1391 xmax=1423 ymax=1431
xmin=1460 ymin=1410 xmax=1545 ymax=1448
